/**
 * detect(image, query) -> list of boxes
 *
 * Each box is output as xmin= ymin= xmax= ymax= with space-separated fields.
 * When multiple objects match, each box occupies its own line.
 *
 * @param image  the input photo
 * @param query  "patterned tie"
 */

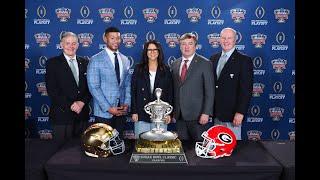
xmin=216 ymin=54 xmax=228 ymax=79
xmin=180 ymin=59 xmax=189 ymax=82
xmin=114 ymin=52 xmax=120 ymax=84
xmin=69 ymin=59 xmax=79 ymax=86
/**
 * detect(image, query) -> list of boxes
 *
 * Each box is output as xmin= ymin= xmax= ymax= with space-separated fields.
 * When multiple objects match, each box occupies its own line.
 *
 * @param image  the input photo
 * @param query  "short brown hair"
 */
xmin=179 ymin=33 xmax=198 ymax=44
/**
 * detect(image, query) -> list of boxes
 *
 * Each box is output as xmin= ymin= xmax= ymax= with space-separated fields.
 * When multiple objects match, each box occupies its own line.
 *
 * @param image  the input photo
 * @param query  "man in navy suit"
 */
xmin=45 ymin=32 xmax=92 ymax=143
xmin=210 ymin=27 xmax=253 ymax=140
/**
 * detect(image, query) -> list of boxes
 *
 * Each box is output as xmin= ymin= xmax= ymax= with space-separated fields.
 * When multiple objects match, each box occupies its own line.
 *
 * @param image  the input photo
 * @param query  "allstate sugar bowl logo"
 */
xmin=99 ymin=8 xmax=115 ymax=23
xmin=186 ymin=8 xmax=202 ymax=23
xmin=36 ymin=82 xmax=48 ymax=96
xmin=274 ymin=8 xmax=290 ymax=23
xmin=55 ymin=7 xmax=71 ymax=22
xmin=269 ymin=107 xmax=284 ymax=121
xmin=230 ymin=8 xmax=246 ymax=23
xmin=247 ymin=130 xmax=262 ymax=140
xmin=78 ymin=33 xmax=94 ymax=47
xmin=164 ymin=33 xmax=180 ymax=48
xmin=121 ymin=33 xmax=137 ymax=48
xmin=252 ymin=83 xmax=265 ymax=97
xmin=271 ymin=58 xmax=287 ymax=73
xmin=34 ymin=32 xmax=51 ymax=47
xmin=288 ymin=131 xmax=295 ymax=141
xmin=251 ymin=33 xmax=267 ymax=48
xmin=207 ymin=33 xmax=220 ymax=48
xmin=142 ymin=8 xmax=159 ymax=23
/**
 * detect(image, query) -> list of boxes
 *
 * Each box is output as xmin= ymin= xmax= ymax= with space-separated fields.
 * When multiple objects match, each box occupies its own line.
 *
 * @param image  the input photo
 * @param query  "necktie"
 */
xmin=180 ymin=59 xmax=189 ymax=82
xmin=217 ymin=54 xmax=228 ymax=79
xmin=114 ymin=52 xmax=120 ymax=84
xmin=69 ymin=59 xmax=79 ymax=86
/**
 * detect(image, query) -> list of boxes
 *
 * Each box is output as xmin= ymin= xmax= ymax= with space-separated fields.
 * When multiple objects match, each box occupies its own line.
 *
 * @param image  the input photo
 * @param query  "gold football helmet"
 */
xmin=82 ymin=123 xmax=125 ymax=158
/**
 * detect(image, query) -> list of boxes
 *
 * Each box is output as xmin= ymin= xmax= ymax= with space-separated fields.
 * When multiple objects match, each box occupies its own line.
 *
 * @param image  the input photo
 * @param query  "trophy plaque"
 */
xmin=130 ymin=88 xmax=187 ymax=164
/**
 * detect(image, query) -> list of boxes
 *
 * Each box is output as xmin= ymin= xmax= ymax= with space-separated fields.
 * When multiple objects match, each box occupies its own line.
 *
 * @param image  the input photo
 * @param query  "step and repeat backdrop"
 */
xmin=25 ymin=0 xmax=295 ymax=140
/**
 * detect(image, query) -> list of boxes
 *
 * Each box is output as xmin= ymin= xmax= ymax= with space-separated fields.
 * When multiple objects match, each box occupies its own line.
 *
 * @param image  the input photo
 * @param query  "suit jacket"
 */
xmin=131 ymin=64 xmax=173 ymax=123
xmin=171 ymin=53 xmax=214 ymax=121
xmin=87 ymin=49 xmax=131 ymax=119
xmin=45 ymin=54 xmax=91 ymax=125
xmin=210 ymin=50 xmax=253 ymax=122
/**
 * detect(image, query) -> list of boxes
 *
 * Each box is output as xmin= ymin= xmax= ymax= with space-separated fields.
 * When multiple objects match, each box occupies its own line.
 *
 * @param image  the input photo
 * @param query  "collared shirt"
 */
xmin=221 ymin=47 xmax=236 ymax=62
xmin=105 ymin=47 xmax=123 ymax=80
xmin=179 ymin=53 xmax=195 ymax=76
xmin=64 ymin=53 xmax=79 ymax=78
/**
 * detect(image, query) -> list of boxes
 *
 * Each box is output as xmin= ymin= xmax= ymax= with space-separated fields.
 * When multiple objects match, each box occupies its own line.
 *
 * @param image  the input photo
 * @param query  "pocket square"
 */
xmin=84 ymin=72 xmax=87 ymax=75
xmin=230 ymin=74 xmax=234 ymax=78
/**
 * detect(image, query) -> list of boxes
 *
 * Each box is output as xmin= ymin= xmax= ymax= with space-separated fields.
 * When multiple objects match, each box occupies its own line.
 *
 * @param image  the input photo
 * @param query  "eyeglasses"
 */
xmin=147 ymin=49 xmax=159 ymax=52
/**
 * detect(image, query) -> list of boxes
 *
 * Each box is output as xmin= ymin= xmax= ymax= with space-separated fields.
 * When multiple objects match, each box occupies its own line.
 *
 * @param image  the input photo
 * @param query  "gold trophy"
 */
xmin=130 ymin=88 xmax=187 ymax=163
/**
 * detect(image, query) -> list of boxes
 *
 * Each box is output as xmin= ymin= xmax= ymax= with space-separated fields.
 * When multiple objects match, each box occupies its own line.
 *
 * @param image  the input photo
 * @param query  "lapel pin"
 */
xmin=230 ymin=74 xmax=234 ymax=78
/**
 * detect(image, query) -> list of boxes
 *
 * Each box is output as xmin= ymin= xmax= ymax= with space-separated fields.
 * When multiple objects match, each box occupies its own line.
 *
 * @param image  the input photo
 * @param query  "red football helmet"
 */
xmin=195 ymin=125 xmax=237 ymax=159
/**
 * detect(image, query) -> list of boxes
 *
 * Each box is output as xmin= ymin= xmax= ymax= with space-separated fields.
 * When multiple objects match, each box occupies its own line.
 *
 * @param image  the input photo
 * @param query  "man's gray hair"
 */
xmin=60 ymin=31 xmax=78 ymax=42
xmin=220 ymin=27 xmax=237 ymax=37
xmin=179 ymin=32 xmax=198 ymax=44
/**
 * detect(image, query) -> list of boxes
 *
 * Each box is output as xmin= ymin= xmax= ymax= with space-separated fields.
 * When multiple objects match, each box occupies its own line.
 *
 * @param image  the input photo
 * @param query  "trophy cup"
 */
xmin=130 ymin=88 xmax=187 ymax=164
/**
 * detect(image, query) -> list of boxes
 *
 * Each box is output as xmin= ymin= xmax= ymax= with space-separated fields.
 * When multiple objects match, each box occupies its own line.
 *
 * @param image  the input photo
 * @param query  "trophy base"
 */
xmin=130 ymin=138 xmax=188 ymax=164
xmin=135 ymin=138 xmax=182 ymax=153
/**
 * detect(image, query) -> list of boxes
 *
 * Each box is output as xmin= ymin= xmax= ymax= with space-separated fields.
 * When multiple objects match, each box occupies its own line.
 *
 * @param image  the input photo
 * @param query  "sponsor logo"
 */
xmin=55 ymin=7 xmax=71 ymax=22
xmin=235 ymin=31 xmax=245 ymax=50
xmin=25 ymin=106 xmax=32 ymax=120
xmin=289 ymin=107 xmax=295 ymax=123
xmin=208 ymin=6 xmax=224 ymax=25
xmin=288 ymin=131 xmax=295 ymax=141
xmin=99 ymin=8 xmax=115 ymax=23
xmin=269 ymin=107 xmax=284 ymax=121
xmin=251 ymin=33 xmax=267 ymax=48
xmin=271 ymin=58 xmax=287 ymax=73
xmin=269 ymin=81 xmax=285 ymax=100
xmin=167 ymin=56 xmax=176 ymax=68
xmin=142 ymin=8 xmax=159 ymax=23
xmin=121 ymin=33 xmax=137 ymax=48
xmin=164 ymin=6 xmax=181 ymax=25
xmin=121 ymin=6 xmax=137 ymax=25
xmin=292 ymin=70 xmax=295 ymax=76
xmin=127 ymin=56 xmax=135 ymax=69
xmin=253 ymin=56 xmax=265 ymax=75
xmin=252 ymin=83 xmax=265 ymax=97
xmin=36 ymin=82 xmax=48 ymax=96
xmin=36 ymin=56 xmax=47 ymax=74
xmin=25 ymin=81 xmax=32 ymax=98
xmin=37 ymin=117 xmax=49 ymax=122
xmin=25 ymin=9 xmax=28 ymax=19
xmin=247 ymin=105 xmax=263 ymax=123
xmin=77 ymin=6 xmax=93 ymax=24
xmin=145 ymin=31 xmax=156 ymax=41
xmin=34 ymin=5 xmax=50 ymax=24
xmin=247 ymin=130 xmax=262 ymax=140
xmin=207 ymin=33 xmax=220 ymax=48
xmin=186 ymin=8 xmax=202 ymax=23
xmin=230 ymin=8 xmax=246 ymax=23
xmin=78 ymin=33 xmax=94 ymax=47
xmin=164 ymin=33 xmax=180 ymax=48
xmin=41 ymin=104 xmax=50 ymax=116
xmin=25 ymin=58 xmax=30 ymax=71
xmin=272 ymin=32 xmax=288 ymax=51
xmin=251 ymin=6 xmax=268 ymax=25
xmin=274 ymin=8 xmax=290 ymax=23
xmin=271 ymin=129 xmax=280 ymax=140
xmin=34 ymin=32 xmax=51 ymax=47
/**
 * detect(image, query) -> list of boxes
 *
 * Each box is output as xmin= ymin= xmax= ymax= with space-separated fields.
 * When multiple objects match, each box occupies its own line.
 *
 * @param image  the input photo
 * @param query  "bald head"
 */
xmin=220 ymin=28 xmax=236 ymax=52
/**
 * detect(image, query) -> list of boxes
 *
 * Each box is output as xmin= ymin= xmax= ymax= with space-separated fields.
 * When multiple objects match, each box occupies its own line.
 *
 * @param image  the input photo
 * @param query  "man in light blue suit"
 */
xmin=87 ymin=27 xmax=131 ymax=139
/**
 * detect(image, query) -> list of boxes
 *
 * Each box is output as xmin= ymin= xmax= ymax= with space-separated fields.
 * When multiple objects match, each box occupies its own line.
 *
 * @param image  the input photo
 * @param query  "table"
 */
xmin=25 ymin=139 xmax=64 ymax=180
xmin=44 ymin=139 xmax=282 ymax=180
xmin=260 ymin=141 xmax=295 ymax=180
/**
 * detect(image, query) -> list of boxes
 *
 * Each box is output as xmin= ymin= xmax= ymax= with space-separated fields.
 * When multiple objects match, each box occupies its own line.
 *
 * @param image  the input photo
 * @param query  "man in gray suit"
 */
xmin=171 ymin=33 xmax=215 ymax=142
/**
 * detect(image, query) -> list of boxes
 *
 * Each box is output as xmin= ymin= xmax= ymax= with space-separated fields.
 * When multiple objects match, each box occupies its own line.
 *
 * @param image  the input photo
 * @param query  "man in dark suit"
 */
xmin=171 ymin=33 xmax=214 ymax=142
xmin=45 ymin=32 xmax=91 ymax=143
xmin=210 ymin=27 xmax=253 ymax=140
